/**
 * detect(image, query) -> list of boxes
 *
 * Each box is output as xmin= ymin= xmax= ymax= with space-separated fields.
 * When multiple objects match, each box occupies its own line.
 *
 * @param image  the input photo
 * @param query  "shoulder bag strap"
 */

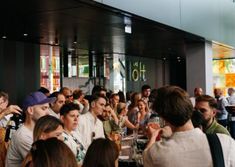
xmin=206 ymin=134 xmax=225 ymax=167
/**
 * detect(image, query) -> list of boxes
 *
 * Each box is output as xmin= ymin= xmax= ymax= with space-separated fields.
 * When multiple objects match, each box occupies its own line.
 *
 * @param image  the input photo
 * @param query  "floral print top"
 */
xmin=62 ymin=131 xmax=86 ymax=164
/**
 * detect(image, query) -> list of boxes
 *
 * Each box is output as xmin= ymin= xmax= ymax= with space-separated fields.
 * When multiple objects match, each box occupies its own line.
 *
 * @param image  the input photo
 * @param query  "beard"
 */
xmin=97 ymin=115 xmax=106 ymax=121
xmin=203 ymin=117 xmax=213 ymax=129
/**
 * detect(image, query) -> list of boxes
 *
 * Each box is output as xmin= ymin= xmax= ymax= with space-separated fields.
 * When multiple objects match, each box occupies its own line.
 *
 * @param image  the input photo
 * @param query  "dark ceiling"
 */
xmin=0 ymin=0 xmax=204 ymax=60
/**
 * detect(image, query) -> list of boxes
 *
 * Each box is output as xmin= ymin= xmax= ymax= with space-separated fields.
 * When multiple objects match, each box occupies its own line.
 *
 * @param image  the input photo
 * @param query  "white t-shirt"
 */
xmin=227 ymin=95 xmax=235 ymax=105
xmin=77 ymin=112 xmax=105 ymax=150
xmin=5 ymin=124 xmax=33 ymax=167
xmin=48 ymin=107 xmax=60 ymax=119
xmin=0 ymin=114 xmax=12 ymax=128
xmin=143 ymin=128 xmax=235 ymax=167
xmin=190 ymin=97 xmax=196 ymax=107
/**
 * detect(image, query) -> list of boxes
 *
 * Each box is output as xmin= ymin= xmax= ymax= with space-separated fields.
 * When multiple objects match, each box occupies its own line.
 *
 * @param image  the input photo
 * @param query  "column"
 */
xmin=186 ymin=41 xmax=213 ymax=96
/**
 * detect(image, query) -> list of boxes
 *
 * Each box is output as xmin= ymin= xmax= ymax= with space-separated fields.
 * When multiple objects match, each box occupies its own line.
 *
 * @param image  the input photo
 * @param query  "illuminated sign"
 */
xmin=128 ymin=61 xmax=146 ymax=81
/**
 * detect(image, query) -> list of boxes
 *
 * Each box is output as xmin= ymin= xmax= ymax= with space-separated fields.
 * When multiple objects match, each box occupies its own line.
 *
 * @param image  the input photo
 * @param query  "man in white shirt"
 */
xmin=48 ymin=92 xmax=66 ymax=118
xmin=214 ymin=88 xmax=228 ymax=127
xmin=190 ymin=87 xmax=203 ymax=107
xmin=5 ymin=91 xmax=55 ymax=167
xmin=227 ymin=88 xmax=235 ymax=105
xmin=143 ymin=86 xmax=235 ymax=167
xmin=77 ymin=95 xmax=106 ymax=150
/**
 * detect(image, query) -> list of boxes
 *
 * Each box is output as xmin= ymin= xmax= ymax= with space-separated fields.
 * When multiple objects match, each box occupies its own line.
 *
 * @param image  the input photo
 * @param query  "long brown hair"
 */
xmin=33 ymin=115 xmax=63 ymax=141
xmin=83 ymin=138 xmax=119 ymax=167
xmin=30 ymin=138 xmax=77 ymax=167
xmin=128 ymin=92 xmax=141 ymax=110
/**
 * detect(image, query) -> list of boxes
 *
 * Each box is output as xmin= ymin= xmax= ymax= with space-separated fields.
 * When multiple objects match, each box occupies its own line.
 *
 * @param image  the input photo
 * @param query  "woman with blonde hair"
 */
xmin=117 ymin=102 xmax=138 ymax=133
xmin=137 ymin=99 xmax=150 ymax=133
xmin=127 ymin=92 xmax=141 ymax=134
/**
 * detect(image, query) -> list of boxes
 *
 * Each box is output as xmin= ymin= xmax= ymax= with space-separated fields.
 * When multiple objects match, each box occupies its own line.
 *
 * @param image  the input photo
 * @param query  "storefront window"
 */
xmin=213 ymin=43 xmax=235 ymax=95
xmin=40 ymin=45 xmax=60 ymax=92
xmin=67 ymin=49 xmax=89 ymax=78
xmin=112 ymin=54 xmax=126 ymax=93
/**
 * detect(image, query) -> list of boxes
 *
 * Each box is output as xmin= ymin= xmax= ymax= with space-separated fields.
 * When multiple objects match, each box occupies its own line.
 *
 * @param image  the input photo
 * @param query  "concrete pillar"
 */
xmin=186 ymin=41 xmax=213 ymax=97
xmin=205 ymin=42 xmax=213 ymax=96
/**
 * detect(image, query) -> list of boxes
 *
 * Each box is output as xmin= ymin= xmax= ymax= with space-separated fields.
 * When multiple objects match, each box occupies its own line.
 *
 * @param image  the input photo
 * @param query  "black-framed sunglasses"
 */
xmin=66 ymin=95 xmax=73 ymax=98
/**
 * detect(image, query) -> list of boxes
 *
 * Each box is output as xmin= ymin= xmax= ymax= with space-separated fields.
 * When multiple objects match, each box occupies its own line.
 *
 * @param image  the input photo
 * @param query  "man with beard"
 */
xmin=5 ymin=91 xmax=55 ymax=167
xmin=143 ymin=86 xmax=235 ymax=167
xmin=195 ymin=95 xmax=230 ymax=135
xmin=190 ymin=87 xmax=203 ymax=107
xmin=48 ymin=92 xmax=66 ymax=118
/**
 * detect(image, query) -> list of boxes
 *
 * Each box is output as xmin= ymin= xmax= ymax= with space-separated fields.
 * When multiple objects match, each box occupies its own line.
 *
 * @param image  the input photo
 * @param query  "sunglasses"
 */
xmin=66 ymin=95 xmax=73 ymax=98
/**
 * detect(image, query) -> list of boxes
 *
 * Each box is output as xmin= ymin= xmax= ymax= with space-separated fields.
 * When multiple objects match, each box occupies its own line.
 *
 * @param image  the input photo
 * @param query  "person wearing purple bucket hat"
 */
xmin=5 ymin=91 xmax=55 ymax=167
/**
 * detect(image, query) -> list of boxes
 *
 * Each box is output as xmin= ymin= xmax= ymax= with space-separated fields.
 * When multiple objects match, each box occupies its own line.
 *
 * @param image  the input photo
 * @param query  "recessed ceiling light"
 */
xmin=125 ymin=25 xmax=132 ymax=34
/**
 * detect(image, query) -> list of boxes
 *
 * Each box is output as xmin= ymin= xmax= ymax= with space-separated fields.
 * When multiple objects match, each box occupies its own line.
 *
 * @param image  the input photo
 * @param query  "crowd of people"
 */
xmin=0 ymin=85 xmax=235 ymax=167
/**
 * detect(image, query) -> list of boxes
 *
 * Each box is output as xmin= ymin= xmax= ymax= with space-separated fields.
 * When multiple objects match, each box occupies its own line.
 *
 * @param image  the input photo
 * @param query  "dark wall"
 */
xmin=169 ymin=59 xmax=186 ymax=90
xmin=126 ymin=56 xmax=162 ymax=92
xmin=0 ymin=40 xmax=40 ymax=106
xmin=125 ymin=55 xmax=186 ymax=92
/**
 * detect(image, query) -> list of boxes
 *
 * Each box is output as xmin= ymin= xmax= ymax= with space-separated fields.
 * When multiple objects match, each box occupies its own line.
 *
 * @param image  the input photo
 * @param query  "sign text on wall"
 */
xmin=128 ymin=61 xmax=146 ymax=81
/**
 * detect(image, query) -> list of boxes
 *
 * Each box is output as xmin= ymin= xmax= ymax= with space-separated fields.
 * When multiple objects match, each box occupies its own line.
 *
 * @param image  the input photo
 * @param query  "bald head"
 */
xmin=214 ymin=88 xmax=223 ymax=98
xmin=228 ymin=88 xmax=235 ymax=96
xmin=194 ymin=87 xmax=203 ymax=97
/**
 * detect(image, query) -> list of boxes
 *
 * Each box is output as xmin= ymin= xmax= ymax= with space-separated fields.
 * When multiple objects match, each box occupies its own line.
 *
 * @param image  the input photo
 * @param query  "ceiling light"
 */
xmin=23 ymin=33 xmax=28 ymax=37
xmin=2 ymin=35 xmax=7 ymax=39
xmin=124 ymin=16 xmax=131 ymax=25
xmin=124 ymin=16 xmax=132 ymax=34
xmin=125 ymin=25 xmax=132 ymax=34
